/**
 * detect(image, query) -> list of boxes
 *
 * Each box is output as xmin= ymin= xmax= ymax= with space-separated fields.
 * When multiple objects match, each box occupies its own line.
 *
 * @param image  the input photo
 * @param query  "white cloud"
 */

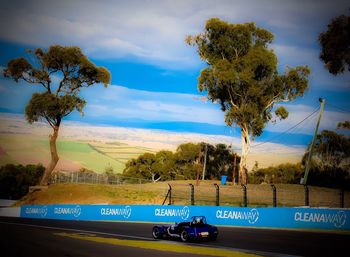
xmin=0 ymin=0 xmax=348 ymax=137
xmin=1 ymin=0 xmax=348 ymax=70
xmin=81 ymin=84 xmax=225 ymax=125
xmin=272 ymin=44 xmax=316 ymax=67
xmin=1 ymin=74 xmax=347 ymax=136
xmin=272 ymin=44 xmax=350 ymax=91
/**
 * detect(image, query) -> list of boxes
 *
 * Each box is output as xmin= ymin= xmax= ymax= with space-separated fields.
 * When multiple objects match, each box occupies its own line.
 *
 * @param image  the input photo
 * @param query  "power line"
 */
xmin=326 ymin=103 xmax=350 ymax=114
xmin=251 ymin=107 xmax=320 ymax=148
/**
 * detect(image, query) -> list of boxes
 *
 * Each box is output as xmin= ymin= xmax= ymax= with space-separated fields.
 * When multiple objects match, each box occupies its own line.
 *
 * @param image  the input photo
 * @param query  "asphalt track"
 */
xmin=0 ymin=217 xmax=349 ymax=257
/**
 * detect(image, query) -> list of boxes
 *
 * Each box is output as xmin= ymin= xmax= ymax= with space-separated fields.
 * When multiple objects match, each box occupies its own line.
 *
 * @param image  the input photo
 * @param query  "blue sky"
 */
xmin=0 ymin=0 xmax=349 ymax=147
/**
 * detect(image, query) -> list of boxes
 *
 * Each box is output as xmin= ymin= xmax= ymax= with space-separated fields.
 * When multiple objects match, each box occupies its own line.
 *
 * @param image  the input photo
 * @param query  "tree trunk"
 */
xmin=232 ymin=154 xmax=237 ymax=185
xmin=239 ymin=127 xmax=251 ymax=185
xmin=40 ymin=126 xmax=60 ymax=186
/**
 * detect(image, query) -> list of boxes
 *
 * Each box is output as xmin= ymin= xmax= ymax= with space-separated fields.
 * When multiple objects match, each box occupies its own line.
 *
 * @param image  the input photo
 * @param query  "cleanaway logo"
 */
xmin=154 ymin=206 xmax=190 ymax=220
xmin=294 ymin=210 xmax=346 ymax=228
xmin=54 ymin=205 xmax=81 ymax=218
xmin=100 ymin=206 xmax=132 ymax=219
xmin=216 ymin=208 xmax=259 ymax=224
xmin=25 ymin=206 xmax=47 ymax=218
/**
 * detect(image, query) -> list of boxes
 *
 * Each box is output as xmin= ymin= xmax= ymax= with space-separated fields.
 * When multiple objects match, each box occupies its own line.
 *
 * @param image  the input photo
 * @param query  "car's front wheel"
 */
xmin=152 ymin=227 xmax=162 ymax=239
xmin=180 ymin=230 xmax=189 ymax=242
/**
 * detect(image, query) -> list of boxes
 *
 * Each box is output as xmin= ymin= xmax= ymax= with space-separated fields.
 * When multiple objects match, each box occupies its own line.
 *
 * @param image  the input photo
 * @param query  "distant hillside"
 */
xmin=0 ymin=134 xmax=154 ymax=173
xmin=0 ymin=113 xmax=305 ymax=171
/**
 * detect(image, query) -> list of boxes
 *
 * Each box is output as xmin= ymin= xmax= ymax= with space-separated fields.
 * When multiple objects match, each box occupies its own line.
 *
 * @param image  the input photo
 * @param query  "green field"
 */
xmin=88 ymin=142 xmax=155 ymax=164
xmin=0 ymin=134 xmax=153 ymax=173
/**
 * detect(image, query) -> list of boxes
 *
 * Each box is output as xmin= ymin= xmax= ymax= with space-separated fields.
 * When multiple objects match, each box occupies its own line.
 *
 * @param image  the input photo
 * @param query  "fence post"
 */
xmin=189 ymin=183 xmax=195 ymax=205
xmin=340 ymin=189 xmax=344 ymax=208
xmin=214 ymin=184 xmax=220 ymax=206
xmin=162 ymin=184 xmax=172 ymax=205
xmin=304 ymin=185 xmax=309 ymax=206
xmin=168 ymin=184 xmax=172 ymax=205
xmin=242 ymin=185 xmax=247 ymax=207
xmin=271 ymin=184 xmax=277 ymax=207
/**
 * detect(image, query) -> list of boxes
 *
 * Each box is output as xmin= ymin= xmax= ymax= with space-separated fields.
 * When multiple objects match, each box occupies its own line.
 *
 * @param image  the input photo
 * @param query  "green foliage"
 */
xmin=123 ymin=142 xmax=239 ymax=181
xmin=205 ymin=143 xmax=240 ymax=180
xmin=319 ymin=14 xmax=350 ymax=75
xmin=25 ymin=92 xmax=86 ymax=126
xmin=3 ymin=45 xmax=111 ymax=128
xmin=303 ymin=130 xmax=350 ymax=171
xmin=302 ymin=130 xmax=350 ymax=189
xmin=338 ymin=121 xmax=350 ymax=129
xmin=306 ymin=167 xmax=350 ymax=189
xmin=3 ymin=45 xmax=111 ymax=185
xmin=0 ymin=164 xmax=45 ymax=199
xmin=249 ymin=163 xmax=303 ymax=184
xmin=186 ymin=18 xmax=310 ymax=138
xmin=275 ymin=106 xmax=289 ymax=120
xmin=104 ymin=164 xmax=115 ymax=176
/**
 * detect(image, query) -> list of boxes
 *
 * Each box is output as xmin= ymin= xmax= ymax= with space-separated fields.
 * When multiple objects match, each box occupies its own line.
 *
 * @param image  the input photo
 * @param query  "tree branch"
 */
xmin=227 ymin=87 xmax=240 ymax=110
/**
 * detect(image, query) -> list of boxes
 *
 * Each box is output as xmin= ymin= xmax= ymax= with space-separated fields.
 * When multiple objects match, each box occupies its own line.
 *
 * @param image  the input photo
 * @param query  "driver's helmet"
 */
xmin=196 ymin=217 xmax=201 ymax=224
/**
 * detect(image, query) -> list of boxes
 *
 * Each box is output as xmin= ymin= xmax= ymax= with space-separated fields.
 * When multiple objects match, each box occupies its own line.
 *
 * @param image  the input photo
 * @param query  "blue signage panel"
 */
xmin=20 ymin=205 xmax=350 ymax=231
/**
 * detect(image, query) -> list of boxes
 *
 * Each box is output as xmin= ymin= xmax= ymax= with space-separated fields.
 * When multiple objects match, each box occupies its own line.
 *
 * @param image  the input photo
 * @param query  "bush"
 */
xmin=0 ymin=164 xmax=45 ymax=199
xmin=249 ymin=163 xmax=303 ymax=184
xmin=307 ymin=167 xmax=350 ymax=189
xmin=249 ymin=162 xmax=350 ymax=189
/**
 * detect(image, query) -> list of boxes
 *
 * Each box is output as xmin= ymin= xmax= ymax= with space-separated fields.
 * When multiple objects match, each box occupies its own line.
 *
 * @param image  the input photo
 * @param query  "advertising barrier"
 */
xmin=20 ymin=205 xmax=350 ymax=231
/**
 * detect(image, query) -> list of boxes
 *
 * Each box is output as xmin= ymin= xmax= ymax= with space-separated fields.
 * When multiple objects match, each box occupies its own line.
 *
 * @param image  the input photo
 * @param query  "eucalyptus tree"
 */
xmin=319 ymin=14 xmax=350 ymax=131
xmin=187 ymin=18 xmax=310 ymax=184
xmin=3 ymin=45 xmax=111 ymax=185
xmin=302 ymin=130 xmax=350 ymax=171
xmin=319 ymin=13 xmax=350 ymax=75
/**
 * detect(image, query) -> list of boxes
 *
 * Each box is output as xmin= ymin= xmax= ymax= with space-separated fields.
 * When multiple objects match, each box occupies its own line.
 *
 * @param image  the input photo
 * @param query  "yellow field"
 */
xmin=0 ymin=134 xmax=155 ymax=173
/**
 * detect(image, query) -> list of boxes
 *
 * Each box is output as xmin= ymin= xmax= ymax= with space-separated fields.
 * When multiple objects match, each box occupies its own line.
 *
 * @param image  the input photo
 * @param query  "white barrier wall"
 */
xmin=0 ymin=207 xmax=20 ymax=217
xmin=18 ymin=205 xmax=350 ymax=231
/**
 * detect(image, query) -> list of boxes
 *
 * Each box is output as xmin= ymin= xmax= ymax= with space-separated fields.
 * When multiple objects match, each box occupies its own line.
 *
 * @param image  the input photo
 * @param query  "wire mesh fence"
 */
xmin=49 ymin=172 xmax=349 ymax=208
xmin=49 ymin=171 xmax=151 ymax=185
xmin=164 ymin=182 xmax=349 ymax=208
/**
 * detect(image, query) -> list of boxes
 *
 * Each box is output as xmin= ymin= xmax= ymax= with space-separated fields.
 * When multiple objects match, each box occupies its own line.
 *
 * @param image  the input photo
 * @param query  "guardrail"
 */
xmin=18 ymin=204 xmax=350 ymax=231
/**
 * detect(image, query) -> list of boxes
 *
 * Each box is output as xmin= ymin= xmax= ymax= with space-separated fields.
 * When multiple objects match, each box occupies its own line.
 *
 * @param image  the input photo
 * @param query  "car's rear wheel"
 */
xmin=180 ymin=230 xmax=189 ymax=242
xmin=152 ymin=227 xmax=162 ymax=239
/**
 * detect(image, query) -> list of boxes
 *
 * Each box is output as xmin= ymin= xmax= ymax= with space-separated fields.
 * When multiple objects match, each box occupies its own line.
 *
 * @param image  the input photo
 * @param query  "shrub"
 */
xmin=0 ymin=164 xmax=45 ymax=199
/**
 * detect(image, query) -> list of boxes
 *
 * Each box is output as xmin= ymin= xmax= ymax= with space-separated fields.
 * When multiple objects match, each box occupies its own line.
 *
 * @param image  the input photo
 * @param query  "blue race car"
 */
xmin=152 ymin=216 xmax=218 ymax=242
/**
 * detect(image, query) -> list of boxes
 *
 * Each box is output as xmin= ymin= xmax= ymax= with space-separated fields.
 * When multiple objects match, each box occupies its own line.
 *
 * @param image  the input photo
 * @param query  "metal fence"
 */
xmin=49 ymin=171 xmax=151 ymax=185
xmin=49 ymin=172 xmax=349 ymax=208
xmin=163 ymin=183 xmax=349 ymax=208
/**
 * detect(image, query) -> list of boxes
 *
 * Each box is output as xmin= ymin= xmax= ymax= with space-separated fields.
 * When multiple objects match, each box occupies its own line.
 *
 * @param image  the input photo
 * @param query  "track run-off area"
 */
xmin=0 ymin=217 xmax=349 ymax=257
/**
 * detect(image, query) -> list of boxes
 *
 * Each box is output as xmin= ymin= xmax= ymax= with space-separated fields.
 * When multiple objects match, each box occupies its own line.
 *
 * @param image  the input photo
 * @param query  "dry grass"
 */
xmin=15 ymin=180 xmax=349 ymax=208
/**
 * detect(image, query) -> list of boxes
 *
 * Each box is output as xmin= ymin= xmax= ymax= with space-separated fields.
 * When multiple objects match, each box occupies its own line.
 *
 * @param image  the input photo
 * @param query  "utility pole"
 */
xmin=202 ymin=143 xmax=207 ymax=181
xmin=302 ymin=98 xmax=325 ymax=185
xmin=196 ymin=145 xmax=202 ymax=186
